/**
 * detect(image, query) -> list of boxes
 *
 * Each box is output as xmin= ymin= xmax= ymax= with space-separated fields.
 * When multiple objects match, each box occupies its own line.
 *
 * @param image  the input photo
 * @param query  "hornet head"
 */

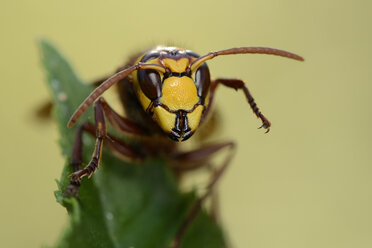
xmin=134 ymin=47 xmax=211 ymax=141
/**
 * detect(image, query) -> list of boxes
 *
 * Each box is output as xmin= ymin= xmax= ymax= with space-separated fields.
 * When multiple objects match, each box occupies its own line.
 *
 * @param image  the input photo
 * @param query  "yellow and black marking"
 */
xmin=132 ymin=47 xmax=211 ymax=141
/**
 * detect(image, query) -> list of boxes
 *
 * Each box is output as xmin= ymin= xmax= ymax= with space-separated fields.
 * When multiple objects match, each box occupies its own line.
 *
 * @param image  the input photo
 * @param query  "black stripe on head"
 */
xmin=140 ymin=51 xmax=161 ymax=63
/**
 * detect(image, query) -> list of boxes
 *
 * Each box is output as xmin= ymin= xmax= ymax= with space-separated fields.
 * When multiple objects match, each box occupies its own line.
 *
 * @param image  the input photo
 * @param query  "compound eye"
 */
xmin=194 ymin=63 xmax=211 ymax=99
xmin=138 ymin=69 xmax=162 ymax=100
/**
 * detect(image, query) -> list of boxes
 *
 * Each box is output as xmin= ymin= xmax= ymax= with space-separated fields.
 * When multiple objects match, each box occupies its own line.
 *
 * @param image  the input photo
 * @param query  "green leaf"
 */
xmin=39 ymin=40 xmax=226 ymax=248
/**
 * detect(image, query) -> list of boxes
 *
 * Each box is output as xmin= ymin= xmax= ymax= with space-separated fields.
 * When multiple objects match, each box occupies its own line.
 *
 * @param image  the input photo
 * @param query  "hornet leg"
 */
xmin=212 ymin=78 xmax=271 ymax=132
xmin=66 ymin=98 xmax=147 ymax=196
xmin=169 ymin=141 xmax=236 ymax=248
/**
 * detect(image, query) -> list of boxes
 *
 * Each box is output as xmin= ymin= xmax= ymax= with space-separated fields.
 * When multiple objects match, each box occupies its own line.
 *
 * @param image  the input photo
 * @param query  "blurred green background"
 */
xmin=1 ymin=0 xmax=371 ymax=247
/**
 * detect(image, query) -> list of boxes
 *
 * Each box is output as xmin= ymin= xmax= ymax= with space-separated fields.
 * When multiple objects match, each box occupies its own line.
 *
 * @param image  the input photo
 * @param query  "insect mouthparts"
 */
xmin=169 ymin=110 xmax=192 ymax=142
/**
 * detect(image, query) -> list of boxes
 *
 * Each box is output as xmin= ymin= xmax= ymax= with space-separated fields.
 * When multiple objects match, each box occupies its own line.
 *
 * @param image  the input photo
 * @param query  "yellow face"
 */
xmin=133 ymin=47 xmax=210 ymax=141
